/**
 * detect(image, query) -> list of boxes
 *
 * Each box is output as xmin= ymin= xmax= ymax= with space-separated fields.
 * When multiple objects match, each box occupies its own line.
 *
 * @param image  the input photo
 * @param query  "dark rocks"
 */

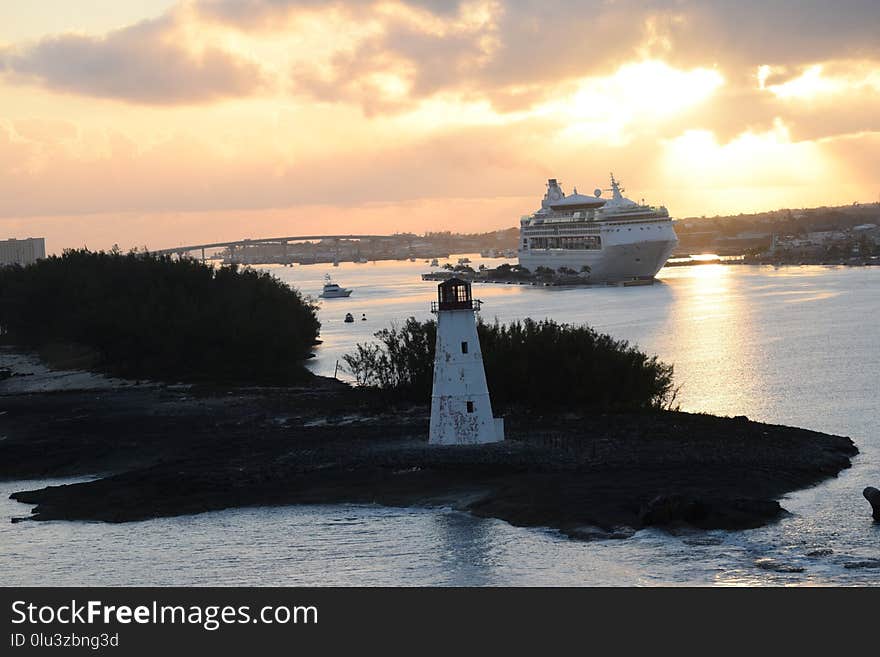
xmin=863 ymin=486 xmax=880 ymax=521
xmin=754 ymin=557 xmax=805 ymax=573
xmin=565 ymin=525 xmax=636 ymax=541
xmin=681 ymin=536 xmax=725 ymax=546
xmin=806 ymin=548 xmax=834 ymax=557
xmin=0 ymin=381 xmax=859 ymax=536
xmin=640 ymin=494 xmax=705 ymax=526
xmin=639 ymin=494 xmax=783 ymax=530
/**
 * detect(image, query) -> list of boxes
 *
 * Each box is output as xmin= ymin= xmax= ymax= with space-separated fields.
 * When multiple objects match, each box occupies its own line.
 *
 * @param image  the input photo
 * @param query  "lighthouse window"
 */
xmin=466 ymin=401 xmax=474 ymax=413
xmin=461 ymin=341 xmax=468 ymax=354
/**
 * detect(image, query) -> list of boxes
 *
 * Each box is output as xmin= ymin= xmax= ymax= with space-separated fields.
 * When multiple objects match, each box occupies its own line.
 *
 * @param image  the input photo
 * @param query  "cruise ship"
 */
xmin=518 ymin=175 xmax=678 ymax=282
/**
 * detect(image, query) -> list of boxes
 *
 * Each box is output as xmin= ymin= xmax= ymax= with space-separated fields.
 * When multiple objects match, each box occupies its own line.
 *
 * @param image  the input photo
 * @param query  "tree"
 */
xmin=343 ymin=317 xmax=677 ymax=411
xmin=0 ymin=249 xmax=320 ymax=384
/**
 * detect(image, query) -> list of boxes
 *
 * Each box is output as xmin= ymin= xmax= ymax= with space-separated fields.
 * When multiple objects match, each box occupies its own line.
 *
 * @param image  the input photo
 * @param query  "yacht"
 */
xmin=518 ymin=175 xmax=678 ymax=282
xmin=319 ymin=274 xmax=353 ymax=298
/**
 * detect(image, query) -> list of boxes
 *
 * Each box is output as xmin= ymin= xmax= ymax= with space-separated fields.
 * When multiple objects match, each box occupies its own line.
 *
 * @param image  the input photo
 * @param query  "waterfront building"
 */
xmin=428 ymin=278 xmax=504 ymax=445
xmin=0 ymin=238 xmax=46 ymax=266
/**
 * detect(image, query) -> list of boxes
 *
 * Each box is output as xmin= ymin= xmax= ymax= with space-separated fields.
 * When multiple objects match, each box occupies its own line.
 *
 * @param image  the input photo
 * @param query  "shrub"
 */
xmin=0 ymin=249 xmax=320 ymax=383
xmin=343 ymin=317 xmax=677 ymax=411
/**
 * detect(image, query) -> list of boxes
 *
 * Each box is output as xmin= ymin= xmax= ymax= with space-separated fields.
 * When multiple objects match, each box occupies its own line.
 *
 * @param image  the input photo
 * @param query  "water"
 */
xmin=2 ymin=257 xmax=879 ymax=585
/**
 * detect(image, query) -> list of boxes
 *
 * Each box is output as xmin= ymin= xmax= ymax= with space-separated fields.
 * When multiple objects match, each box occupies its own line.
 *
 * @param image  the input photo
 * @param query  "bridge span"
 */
xmin=152 ymin=234 xmax=393 ymax=260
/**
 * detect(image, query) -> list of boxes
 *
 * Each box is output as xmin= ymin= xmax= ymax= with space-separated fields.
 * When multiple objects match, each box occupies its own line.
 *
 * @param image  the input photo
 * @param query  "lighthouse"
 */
xmin=429 ymin=278 xmax=504 ymax=445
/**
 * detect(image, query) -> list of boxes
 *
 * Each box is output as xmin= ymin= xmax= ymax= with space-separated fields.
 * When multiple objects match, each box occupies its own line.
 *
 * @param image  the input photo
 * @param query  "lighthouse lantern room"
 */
xmin=429 ymin=278 xmax=504 ymax=445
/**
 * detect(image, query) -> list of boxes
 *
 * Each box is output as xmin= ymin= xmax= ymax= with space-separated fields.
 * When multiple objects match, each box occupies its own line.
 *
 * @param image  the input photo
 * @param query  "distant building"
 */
xmin=0 ymin=238 xmax=46 ymax=266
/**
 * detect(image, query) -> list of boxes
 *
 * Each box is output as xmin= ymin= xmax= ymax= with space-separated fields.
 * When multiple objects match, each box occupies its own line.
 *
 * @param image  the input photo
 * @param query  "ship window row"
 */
xmin=528 ymin=225 xmax=599 ymax=235
xmin=529 ymin=236 xmax=601 ymax=250
xmin=608 ymin=225 xmax=667 ymax=232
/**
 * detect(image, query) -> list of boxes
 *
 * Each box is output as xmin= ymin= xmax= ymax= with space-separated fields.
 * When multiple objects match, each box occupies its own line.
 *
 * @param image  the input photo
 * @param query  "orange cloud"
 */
xmin=0 ymin=12 xmax=265 ymax=103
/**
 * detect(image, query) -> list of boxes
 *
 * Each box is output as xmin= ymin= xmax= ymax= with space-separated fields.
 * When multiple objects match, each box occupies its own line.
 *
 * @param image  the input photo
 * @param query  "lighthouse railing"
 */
xmin=431 ymin=299 xmax=482 ymax=313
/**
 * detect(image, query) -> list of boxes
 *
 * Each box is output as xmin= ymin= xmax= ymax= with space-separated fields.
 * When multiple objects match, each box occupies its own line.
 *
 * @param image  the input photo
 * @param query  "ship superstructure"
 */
xmin=518 ymin=175 xmax=678 ymax=282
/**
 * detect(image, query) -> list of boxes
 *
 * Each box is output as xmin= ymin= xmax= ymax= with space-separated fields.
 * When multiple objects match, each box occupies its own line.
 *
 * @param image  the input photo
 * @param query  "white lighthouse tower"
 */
xmin=429 ymin=278 xmax=504 ymax=445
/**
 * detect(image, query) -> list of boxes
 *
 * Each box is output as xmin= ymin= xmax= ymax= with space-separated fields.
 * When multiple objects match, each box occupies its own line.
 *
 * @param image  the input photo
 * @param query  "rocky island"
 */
xmin=1 ymin=371 xmax=857 ymax=538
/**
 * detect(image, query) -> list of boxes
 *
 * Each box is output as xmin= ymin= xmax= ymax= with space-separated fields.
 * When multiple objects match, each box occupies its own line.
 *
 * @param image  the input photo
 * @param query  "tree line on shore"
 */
xmin=0 ymin=249 xmax=320 ymax=383
xmin=343 ymin=317 xmax=677 ymax=411
xmin=1 ymin=249 xmax=677 ymax=409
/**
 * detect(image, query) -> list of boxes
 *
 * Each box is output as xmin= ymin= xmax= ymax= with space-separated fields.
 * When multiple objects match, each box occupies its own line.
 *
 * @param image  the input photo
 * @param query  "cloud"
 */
xmin=662 ymin=1 xmax=880 ymax=69
xmin=289 ymin=11 xmax=498 ymax=114
xmin=4 ymin=0 xmax=879 ymax=116
xmin=822 ymin=131 xmax=880 ymax=191
xmin=0 ymin=111 xmax=660 ymax=220
xmin=210 ymin=0 xmax=879 ymax=113
xmin=0 ymin=13 xmax=265 ymax=104
xmin=658 ymin=59 xmax=880 ymax=143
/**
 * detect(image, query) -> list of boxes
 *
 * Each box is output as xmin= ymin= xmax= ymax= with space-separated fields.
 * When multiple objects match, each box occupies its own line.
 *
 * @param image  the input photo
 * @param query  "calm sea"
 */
xmin=2 ymin=257 xmax=878 ymax=585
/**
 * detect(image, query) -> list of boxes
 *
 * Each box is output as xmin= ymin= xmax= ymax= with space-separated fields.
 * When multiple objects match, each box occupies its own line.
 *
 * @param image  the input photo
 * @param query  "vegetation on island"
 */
xmin=343 ymin=317 xmax=677 ymax=411
xmin=0 ymin=249 xmax=320 ymax=383
xmin=435 ymin=263 xmax=595 ymax=284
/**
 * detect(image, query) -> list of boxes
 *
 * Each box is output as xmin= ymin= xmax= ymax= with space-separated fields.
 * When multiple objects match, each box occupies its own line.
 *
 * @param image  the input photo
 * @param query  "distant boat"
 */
xmin=319 ymin=274 xmax=352 ymax=298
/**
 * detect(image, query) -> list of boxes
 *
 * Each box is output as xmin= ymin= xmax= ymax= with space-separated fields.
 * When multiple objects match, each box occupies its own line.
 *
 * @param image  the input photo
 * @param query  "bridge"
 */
xmin=152 ymin=234 xmax=394 ymax=261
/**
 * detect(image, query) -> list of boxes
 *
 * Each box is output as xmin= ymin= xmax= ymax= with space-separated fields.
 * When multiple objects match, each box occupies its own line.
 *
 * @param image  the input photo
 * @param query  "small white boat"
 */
xmin=319 ymin=274 xmax=352 ymax=298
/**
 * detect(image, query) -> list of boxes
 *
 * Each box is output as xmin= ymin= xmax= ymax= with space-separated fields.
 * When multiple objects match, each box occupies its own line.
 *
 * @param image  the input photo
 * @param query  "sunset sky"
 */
xmin=1 ymin=0 xmax=879 ymax=253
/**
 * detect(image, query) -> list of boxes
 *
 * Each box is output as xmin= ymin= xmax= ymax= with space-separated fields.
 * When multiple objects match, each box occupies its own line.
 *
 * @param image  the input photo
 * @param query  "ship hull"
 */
xmin=519 ymin=231 xmax=678 ymax=282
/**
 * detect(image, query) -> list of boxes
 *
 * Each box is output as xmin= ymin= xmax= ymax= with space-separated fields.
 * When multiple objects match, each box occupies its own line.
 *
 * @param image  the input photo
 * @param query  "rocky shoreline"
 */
xmin=0 ymin=369 xmax=858 ymax=538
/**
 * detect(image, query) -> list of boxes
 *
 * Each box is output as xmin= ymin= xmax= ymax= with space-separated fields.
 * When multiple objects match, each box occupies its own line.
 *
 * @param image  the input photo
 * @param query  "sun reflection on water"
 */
xmin=659 ymin=264 xmax=759 ymax=417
